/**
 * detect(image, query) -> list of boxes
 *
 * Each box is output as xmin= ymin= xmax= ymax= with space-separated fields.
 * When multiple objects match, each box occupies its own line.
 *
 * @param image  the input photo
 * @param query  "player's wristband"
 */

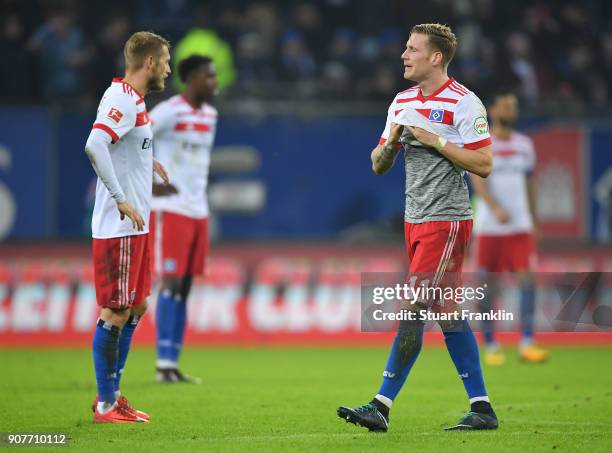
xmin=433 ymin=136 xmax=448 ymax=152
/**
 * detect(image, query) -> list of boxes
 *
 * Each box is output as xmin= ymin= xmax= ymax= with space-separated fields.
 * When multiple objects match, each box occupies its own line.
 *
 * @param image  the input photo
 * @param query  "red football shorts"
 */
xmin=92 ymin=234 xmax=151 ymax=309
xmin=149 ymin=211 xmax=209 ymax=277
xmin=476 ymin=232 xmax=535 ymax=272
xmin=404 ymin=220 xmax=472 ymax=311
xmin=405 ymin=220 xmax=472 ymax=275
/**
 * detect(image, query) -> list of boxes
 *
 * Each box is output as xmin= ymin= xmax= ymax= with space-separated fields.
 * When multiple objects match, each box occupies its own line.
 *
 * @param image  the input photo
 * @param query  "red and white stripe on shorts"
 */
xmin=432 ymin=220 xmax=460 ymax=287
xmin=117 ymin=236 xmax=131 ymax=307
xmin=92 ymin=234 xmax=151 ymax=309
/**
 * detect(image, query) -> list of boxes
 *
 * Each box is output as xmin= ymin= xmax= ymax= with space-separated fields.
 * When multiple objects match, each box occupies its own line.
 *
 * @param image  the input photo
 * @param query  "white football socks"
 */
xmin=375 ymin=394 xmax=393 ymax=409
xmin=97 ymin=401 xmax=116 ymax=414
xmin=156 ymin=359 xmax=177 ymax=369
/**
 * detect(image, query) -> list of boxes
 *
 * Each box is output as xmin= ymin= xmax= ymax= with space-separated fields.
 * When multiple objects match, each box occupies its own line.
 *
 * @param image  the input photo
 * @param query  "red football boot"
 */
xmin=117 ymin=395 xmax=150 ymax=421
xmin=92 ymin=396 xmax=150 ymax=422
xmin=93 ymin=402 xmax=144 ymax=423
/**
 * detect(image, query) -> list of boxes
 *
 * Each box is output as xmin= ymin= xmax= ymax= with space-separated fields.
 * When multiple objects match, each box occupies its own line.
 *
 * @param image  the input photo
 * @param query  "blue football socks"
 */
xmin=169 ymin=300 xmax=187 ymax=363
xmin=443 ymin=320 xmax=488 ymax=401
xmin=520 ymin=282 xmax=535 ymax=342
xmin=114 ymin=315 xmax=139 ymax=393
xmin=377 ymin=321 xmax=424 ymax=403
xmin=93 ymin=319 xmax=121 ymax=405
xmin=156 ymin=289 xmax=175 ymax=363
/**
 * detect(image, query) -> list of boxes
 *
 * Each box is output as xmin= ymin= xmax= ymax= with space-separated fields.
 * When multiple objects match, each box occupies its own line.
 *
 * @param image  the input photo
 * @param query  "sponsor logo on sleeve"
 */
xmin=473 ymin=117 xmax=489 ymax=135
xmin=107 ymin=108 xmax=124 ymax=124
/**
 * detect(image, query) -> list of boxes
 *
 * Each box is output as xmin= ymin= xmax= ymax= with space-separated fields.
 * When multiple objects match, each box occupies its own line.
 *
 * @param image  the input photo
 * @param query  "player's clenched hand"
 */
xmin=117 ymin=202 xmax=145 ymax=231
xmin=153 ymin=159 xmax=170 ymax=186
xmin=152 ymin=182 xmax=179 ymax=196
xmin=388 ymin=123 xmax=405 ymax=144
xmin=406 ymin=126 xmax=438 ymax=148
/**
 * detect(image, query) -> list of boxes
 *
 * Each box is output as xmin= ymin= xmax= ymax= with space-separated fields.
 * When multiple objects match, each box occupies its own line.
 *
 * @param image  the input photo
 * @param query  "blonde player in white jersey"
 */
xmin=472 ymin=91 xmax=549 ymax=365
xmin=84 ymin=32 xmax=171 ymax=423
xmin=148 ymin=55 xmax=219 ymax=383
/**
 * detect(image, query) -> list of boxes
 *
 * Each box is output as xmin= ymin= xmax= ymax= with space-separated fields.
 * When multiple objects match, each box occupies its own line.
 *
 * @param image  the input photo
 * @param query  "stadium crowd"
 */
xmin=1 ymin=0 xmax=611 ymax=112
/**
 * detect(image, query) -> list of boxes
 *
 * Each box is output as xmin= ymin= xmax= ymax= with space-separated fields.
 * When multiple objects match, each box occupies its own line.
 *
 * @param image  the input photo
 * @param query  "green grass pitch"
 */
xmin=1 ymin=346 xmax=611 ymax=452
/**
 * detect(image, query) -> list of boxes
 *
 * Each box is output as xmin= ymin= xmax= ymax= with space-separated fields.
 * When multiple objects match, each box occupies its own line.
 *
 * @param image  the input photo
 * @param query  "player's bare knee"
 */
xmin=100 ymin=307 xmax=131 ymax=327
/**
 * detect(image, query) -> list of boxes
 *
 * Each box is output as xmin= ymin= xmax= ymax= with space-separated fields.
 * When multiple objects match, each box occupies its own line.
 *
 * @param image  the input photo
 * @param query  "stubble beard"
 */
xmin=148 ymin=72 xmax=165 ymax=92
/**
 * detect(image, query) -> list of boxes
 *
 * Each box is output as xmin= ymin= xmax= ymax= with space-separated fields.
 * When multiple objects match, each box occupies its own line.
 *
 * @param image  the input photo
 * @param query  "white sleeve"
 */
xmin=149 ymin=101 xmax=175 ymax=137
xmin=525 ymin=137 xmax=536 ymax=174
xmin=378 ymin=95 xmax=399 ymax=145
xmin=84 ymin=128 xmax=126 ymax=203
xmin=455 ymin=93 xmax=492 ymax=150
xmin=92 ymin=91 xmax=136 ymax=143
xmin=209 ymin=107 xmax=219 ymax=146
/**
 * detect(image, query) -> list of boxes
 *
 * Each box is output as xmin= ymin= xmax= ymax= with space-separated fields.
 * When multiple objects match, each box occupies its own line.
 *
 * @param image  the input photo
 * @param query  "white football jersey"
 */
xmin=380 ymin=77 xmax=492 ymax=223
xmin=150 ymin=94 xmax=218 ymax=219
xmin=474 ymin=131 xmax=536 ymax=235
xmin=380 ymin=77 xmax=492 ymax=151
xmin=90 ymin=78 xmax=153 ymax=239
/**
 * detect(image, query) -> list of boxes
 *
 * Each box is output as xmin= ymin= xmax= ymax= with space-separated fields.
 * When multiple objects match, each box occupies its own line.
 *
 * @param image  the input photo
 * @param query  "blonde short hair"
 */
xmin=410 ymin=23 xmax=457 ymax=67
xmin=124 ymin=31 xmax=170 ymax=71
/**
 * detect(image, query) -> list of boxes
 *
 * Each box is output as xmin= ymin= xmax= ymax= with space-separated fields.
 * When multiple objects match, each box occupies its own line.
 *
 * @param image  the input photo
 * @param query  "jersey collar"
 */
xmin=112 ymin=77 xmax=144 ymax=101
xmin=180 ymin=94 xmax=203 ymax=112
xmin=416 ymin=77 xmax=454 ymax=103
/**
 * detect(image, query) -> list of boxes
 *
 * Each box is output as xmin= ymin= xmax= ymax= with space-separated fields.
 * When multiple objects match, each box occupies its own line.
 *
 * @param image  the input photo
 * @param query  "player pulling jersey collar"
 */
xmin=339 ymin=23 xmax=497 ymax=434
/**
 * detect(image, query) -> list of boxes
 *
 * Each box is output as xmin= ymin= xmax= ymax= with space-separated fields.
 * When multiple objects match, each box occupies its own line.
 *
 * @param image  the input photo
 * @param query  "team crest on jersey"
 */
xmin=474 ymin=116 xmax=489 ymax=135
xmin=428 ymin=109 xmax=445 ymax=123
xmin=107 ymin=107 xmax=124 ymax=124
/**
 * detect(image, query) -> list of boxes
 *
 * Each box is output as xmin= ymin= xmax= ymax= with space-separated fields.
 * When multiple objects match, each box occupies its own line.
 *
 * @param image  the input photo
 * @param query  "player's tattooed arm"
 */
xmin=372 ymin=142 xmax=400 ymax=175
xmin=371 ymin=123 xmax=404 ymax=175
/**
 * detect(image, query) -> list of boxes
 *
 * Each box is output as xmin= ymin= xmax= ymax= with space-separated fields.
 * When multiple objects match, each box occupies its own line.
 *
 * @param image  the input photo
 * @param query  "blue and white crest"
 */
xmin=428 ymin=109 xmax=444 ymax=122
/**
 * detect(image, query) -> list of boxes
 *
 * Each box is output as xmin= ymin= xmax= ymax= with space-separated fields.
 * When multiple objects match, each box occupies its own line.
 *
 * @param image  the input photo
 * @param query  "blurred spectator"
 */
xmin=505 ymin=32 xmax=539 ymax=105
xmin=292 ymin=2 xmax=328 ymax=63
xmin=95 ymin=15 xmax=131 ymax=96
xmin=27 ymin=9 xmax=91 ymax=108
xmin=320 ymin=61 xmax=351 ymax=99
xmin=236 ymin=32 xmax=277 ymax=88
xmin=0 ymin=0 xmax=609 ymax=113
xmin=278 ymin=31 xmax=317 ymax=82
xmin=319 ymin=28 xmax=356 ymax=98
xmin=233 ymin=2 xmax=280 ymax=93
xmin=0 ymin=14 xmax=37 ymax=103
xmin=361 ymin=64 xmax=401 ymax=100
